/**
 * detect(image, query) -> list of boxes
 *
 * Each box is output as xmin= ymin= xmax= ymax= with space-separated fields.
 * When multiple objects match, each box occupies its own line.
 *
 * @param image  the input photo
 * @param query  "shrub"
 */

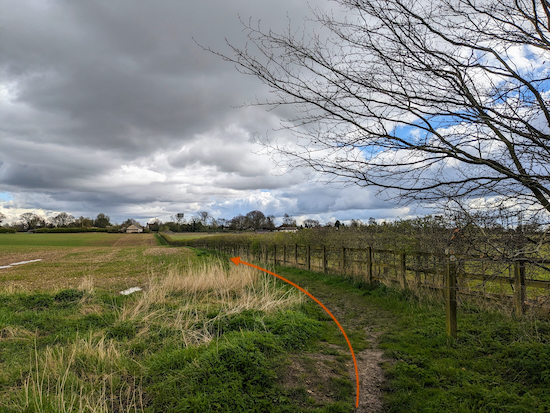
xmin=34 ymin=227 xmax=109 ymax=233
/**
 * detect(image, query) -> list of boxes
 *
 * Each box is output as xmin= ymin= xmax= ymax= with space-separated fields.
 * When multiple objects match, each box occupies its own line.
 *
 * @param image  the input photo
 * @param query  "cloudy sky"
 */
xmin=0 ymin=0 xmax=417 ymax=226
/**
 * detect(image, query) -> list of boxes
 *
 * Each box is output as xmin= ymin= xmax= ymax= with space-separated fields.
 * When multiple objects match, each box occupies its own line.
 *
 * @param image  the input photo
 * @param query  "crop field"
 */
xmin=0 ymin=233 xmax=193 ymax=292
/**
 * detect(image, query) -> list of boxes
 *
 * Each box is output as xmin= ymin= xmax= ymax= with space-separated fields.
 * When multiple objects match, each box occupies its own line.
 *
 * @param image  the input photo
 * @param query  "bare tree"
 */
xmin=0 ymin=212 xmax=5 ymax=225
xmin=216 ymin=218 xmax=229 ymax=228
xmin=19 ymin=213 xmax=45 ymax=230
xmin=51 ymin=212 xmax=75 ymax=227
xmin=229 ymin=214 xmax=248 ymax=230
xmin=266 ymin=214 xmax=276 ymax=230
xmin=282 ymin=213 xmax=296 ymax=227
xmin=303 ymin=218 xmax=321 ymax=228
xmin=245 ymin=210 xmax=268 ymax=230
xmin=214 ymin=0 xmax=550 ymax=218
xmin=196 ymin=211 xmax=213 ymax=226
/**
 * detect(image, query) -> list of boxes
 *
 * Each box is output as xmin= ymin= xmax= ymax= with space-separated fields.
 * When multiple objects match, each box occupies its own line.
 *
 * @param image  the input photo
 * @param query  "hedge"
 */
xmin=34 ymin=227 xmax=110 ymax=233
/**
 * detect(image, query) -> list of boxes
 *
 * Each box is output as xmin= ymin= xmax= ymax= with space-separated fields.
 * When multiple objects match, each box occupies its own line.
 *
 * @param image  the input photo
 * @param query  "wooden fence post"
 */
xmin=295 ymin=244 xmax=298 ymax=265
xmin=322 ymin=246 xmax=327 ymax=273
xmin=306 ymin=245 xmax=311 ymax=271
xmin=366 ymin=247 xmax=373 ymax=284
xmin=400 ymin=253 xmax=407 ymax=289
xmin=446 ymin=260 xmax=458 ymax=339
xmin=514 ymin=259 xmax=526 ymax=316
xmin=341 ymin=246 xmax=345 ymax=271
xmin=273 ymin=244 xmax=277 ymax=266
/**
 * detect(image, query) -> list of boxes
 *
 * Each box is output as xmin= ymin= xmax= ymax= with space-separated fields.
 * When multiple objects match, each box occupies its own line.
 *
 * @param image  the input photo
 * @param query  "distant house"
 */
xmin=275 ymin=226 xmax=299 ymax=233
xmin=125 ymin=224 xmax=143 ymax=234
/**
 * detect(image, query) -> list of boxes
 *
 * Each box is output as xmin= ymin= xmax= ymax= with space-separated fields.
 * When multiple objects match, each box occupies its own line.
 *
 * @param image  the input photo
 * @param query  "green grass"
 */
xmin=0 ymin=246 xmax=356 ymax=412
xmin=373 ymin=292 xmax=550 ymax=412
xmin=0 ymin=232 xmax=115 ymax=247
xmin=5 ymin=234 xmax=547 ymax=411
xmin=273 ymin=266 xmax=550 ymax=412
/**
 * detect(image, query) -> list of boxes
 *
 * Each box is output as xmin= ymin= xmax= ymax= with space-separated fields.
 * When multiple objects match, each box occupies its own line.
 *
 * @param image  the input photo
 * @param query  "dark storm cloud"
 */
xmin=1 ymin=0 xmax=315 ymax=154
xmin=0 ymin=0 xmax=408 ymax=224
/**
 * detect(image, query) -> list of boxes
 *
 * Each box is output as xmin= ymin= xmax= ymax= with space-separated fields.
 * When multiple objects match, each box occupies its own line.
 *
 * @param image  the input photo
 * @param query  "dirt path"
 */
xmin=278 ymin=269 xmax=394 ymax=412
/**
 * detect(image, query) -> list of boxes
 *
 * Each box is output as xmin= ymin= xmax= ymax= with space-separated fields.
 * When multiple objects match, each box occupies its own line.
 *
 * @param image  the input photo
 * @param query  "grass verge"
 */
xmin=0 ymin=254 xmax=356 ymax=412
xmin=273 ymin=266 xmax=550 ymax=412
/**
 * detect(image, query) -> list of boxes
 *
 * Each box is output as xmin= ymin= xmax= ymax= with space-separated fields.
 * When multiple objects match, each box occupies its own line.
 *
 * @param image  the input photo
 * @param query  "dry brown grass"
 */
xmin=117 ymin=259 xmax=302 ymax=347
xmin=18 ymin=334 xmax=144 ymax=413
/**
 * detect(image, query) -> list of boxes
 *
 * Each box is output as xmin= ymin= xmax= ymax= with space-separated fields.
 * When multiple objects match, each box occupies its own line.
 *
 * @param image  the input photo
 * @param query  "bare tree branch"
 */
xmin=208 ymin=0 xmax=550 ymax=217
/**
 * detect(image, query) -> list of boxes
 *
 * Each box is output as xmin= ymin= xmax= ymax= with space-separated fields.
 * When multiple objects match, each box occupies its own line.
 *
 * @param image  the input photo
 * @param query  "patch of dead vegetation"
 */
xmin=0 ymin=326 xmax=36 ymax=341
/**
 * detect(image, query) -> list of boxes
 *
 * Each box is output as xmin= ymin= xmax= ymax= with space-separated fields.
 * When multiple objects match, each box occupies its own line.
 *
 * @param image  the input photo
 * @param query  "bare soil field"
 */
xmin=0 ymin=233 xmax=194 ymax=292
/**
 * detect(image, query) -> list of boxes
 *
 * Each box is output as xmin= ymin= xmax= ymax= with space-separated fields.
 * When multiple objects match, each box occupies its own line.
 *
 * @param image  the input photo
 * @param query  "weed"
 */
xmin=54 ymin=289 xmax=84 ymax=303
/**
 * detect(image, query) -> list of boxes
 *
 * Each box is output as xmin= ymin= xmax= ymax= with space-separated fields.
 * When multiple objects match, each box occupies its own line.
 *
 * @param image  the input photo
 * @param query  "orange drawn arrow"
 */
xmin=230 ymin=256 xmax=360 ymax=408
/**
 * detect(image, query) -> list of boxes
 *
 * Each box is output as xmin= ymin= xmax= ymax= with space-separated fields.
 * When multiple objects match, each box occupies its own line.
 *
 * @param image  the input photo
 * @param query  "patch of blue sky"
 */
xmin=0 ymin=192 xmax=12 ymax=202
xmin=355 ymin=115 xmax=460 ymax=155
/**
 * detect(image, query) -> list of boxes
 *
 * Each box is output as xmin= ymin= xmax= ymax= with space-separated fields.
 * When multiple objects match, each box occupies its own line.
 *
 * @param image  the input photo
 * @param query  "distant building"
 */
xmin=125 ymin=224 xmax=143 ymax=233
xmin=275 ymin=226 xmax=299 ymax=233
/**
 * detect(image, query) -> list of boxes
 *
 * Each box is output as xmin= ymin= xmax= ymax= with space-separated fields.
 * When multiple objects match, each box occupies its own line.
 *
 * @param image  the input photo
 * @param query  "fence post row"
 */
xmin=514 ymin=259 xmax=526 ymax=317
xmin=191 ymin=238 xmax=548 ymax=340
xmin=400 ymin=252 xmax=407 ymax=290
xmin=446 ymin=260 xmax=458 ymax=339
xmin=366 ymin=247 xmax=373 ymax=284
xmin=323 ymin=246 xmax=327 ymax=273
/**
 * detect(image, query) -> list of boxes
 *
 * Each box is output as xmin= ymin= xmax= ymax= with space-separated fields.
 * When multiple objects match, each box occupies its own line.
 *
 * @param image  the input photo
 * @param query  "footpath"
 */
xmin=275 ymin=266 xmax=395 ymax=412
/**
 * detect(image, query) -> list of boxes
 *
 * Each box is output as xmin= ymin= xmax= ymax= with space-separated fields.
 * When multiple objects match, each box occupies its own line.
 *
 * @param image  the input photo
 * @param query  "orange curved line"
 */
xmin=230 ymin=257 xmax=360 ymax=408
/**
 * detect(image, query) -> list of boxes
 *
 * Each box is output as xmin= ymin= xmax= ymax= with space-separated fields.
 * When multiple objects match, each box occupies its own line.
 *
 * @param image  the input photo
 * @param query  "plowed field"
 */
xmin=0 ymin=233 xmax=193 ymax=292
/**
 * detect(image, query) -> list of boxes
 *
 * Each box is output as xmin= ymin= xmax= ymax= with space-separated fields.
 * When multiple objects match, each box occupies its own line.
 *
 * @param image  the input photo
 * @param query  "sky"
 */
xmin=0 ymin=0 xmax=420 ymax=226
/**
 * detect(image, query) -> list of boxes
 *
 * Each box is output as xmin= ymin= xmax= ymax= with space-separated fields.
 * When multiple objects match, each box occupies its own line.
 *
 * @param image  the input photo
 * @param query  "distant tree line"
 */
xmin=158 ymin=210 xmax=299 ymax=232
xmin=1 ymin=207 xmax=543 ymax=261
xmin=0 ymin=212 xmax=118 ymax=232
xmin=0 ymin=208 xmax=361 ymax=233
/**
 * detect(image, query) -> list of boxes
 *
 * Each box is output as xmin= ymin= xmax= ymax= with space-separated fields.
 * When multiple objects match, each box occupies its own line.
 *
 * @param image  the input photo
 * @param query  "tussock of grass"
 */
xmin=17 ymin=334 xmax=143 ymax=413
xmin=116 ymin=259 xmax=302 ymax=347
